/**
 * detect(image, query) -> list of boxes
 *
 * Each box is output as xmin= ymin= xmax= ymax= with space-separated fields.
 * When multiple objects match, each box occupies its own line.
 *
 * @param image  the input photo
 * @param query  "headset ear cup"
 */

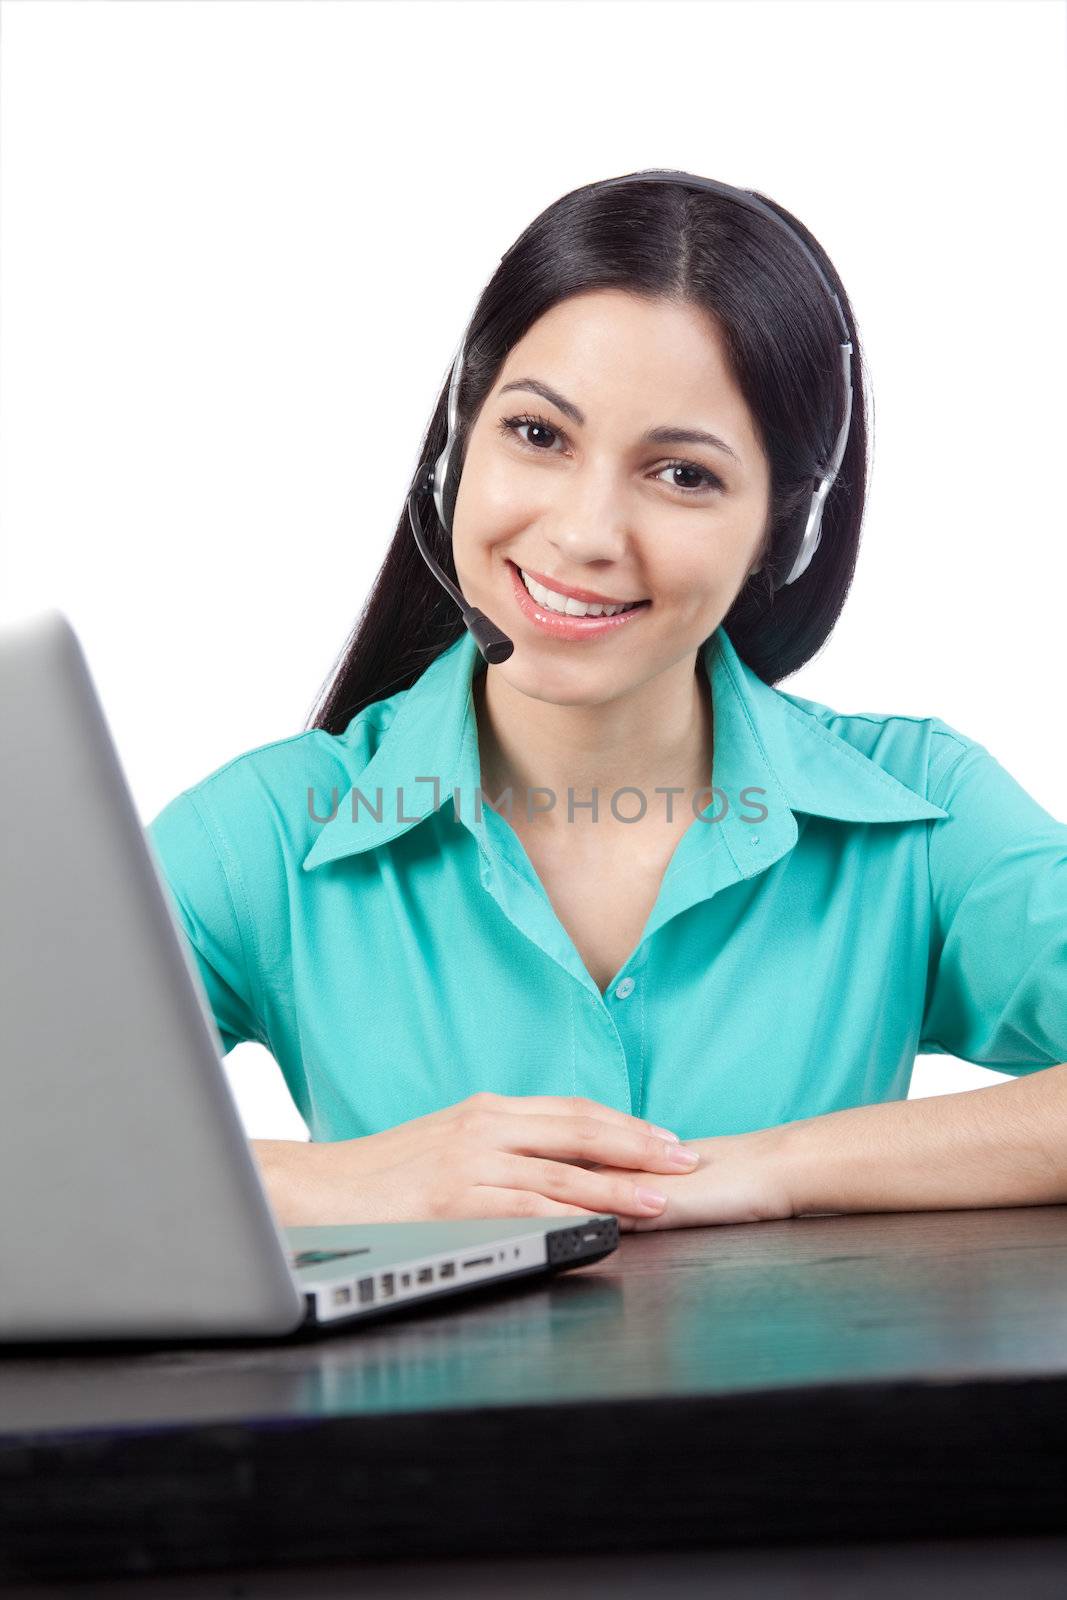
xmin=438 ymin=436 xmax=464 ymax=534
xmin=771 ymin=482 xmax=824 ymax=590
xmin=430 ymin=441 xmax=452 ymax=530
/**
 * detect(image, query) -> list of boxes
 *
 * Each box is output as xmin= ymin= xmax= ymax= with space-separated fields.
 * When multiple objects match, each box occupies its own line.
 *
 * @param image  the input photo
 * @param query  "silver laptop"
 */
xmin=0 ymin=609 xmax=618 ymax=1343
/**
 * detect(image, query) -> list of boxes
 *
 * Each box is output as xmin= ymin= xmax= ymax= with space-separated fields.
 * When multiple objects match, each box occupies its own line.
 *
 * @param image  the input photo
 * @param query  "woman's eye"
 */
xmin=654 ymin=462 xmax=723 ymax=495
xmin=499 ymin=413 xmax=562 ymax=453
xmin=496 ymin=413 xmax=723 ymax=496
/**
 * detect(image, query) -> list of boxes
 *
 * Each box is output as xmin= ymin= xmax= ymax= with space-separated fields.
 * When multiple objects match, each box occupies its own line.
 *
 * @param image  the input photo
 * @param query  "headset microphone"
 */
xmin=406 ymin=464 xmax=514 ymax=664
xmin=407 ymin=169 xmax=855 ymax=668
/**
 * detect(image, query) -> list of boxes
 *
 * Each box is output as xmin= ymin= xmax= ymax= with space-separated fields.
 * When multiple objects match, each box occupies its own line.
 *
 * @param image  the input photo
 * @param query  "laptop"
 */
xmin=0 ymin=609 xmax=618 ymax=1343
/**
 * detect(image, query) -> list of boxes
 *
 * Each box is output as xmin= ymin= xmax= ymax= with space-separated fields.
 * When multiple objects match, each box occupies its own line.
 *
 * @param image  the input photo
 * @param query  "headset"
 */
xmin=406 ymin=169 xmax=855 ymax=666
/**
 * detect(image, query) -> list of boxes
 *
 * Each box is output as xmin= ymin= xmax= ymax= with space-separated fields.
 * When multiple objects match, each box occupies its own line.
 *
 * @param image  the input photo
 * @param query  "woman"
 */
xmin=148 ymin=170 xmax=1067 ymax=1234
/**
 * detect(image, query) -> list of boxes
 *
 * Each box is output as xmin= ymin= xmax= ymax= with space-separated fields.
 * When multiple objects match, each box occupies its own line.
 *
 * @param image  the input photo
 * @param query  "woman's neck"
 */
xmin=472 ymin=654 xmax=714 ymax=840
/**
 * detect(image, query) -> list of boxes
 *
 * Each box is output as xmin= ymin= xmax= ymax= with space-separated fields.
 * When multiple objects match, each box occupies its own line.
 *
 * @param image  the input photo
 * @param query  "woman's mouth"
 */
xmin=505 ymin=561 xmax=652 ymax=641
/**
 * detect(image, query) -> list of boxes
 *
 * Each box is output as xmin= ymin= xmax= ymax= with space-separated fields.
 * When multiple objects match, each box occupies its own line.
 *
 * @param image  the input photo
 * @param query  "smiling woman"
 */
xmin=311 ymin=170 xmax=863 ymax=722
xmin=146 ymin=168 xmax=1067 ymax=1232
xmin=449 ymin=289 xmax=776 ymax=705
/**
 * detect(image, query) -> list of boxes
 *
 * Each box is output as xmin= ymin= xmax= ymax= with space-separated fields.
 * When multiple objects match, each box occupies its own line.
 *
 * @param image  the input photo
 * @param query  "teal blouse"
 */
xmin=145 ymin=625 xmax=1067 ymax=1143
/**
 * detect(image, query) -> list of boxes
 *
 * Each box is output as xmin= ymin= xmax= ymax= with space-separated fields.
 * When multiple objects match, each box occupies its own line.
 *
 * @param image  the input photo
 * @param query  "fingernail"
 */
xmin=649 ymin=1124 xmax=679 ymax=1143
xmin=666 ymin=1144 xmax=699 ymax=1167
xmin=636 ymin=1187 xmax=668 ymax=1209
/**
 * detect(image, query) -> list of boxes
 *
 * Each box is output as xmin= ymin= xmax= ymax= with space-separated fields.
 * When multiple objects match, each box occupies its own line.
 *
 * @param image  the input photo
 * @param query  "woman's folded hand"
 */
xmin=254 ymin=1090 xmax=702 ymax=1227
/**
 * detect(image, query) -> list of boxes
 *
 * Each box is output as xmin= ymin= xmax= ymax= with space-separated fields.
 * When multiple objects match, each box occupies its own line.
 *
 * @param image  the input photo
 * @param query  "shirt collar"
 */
xmin=302 ymin=622 xmax=946 ymax=873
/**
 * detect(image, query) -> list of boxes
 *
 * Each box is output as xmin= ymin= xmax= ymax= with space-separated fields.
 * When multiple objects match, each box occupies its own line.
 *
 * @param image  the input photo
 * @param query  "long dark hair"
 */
xmin=304 ymin=171 xmax=867 ymax=736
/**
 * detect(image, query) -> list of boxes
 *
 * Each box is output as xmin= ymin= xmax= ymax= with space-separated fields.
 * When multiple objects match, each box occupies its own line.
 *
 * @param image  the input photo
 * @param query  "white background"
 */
xmin=2 ymin=0 xmax=1065 ymax=1141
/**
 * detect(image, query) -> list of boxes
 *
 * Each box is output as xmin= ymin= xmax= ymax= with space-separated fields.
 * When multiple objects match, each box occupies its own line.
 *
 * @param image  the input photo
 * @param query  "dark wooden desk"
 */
xmin=4 ymin=1206 xmax=1067 ymax=1588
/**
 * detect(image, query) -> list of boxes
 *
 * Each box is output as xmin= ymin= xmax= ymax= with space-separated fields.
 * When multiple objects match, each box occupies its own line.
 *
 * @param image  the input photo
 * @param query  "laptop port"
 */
xmin=331 ymin=1285 xmax=353 ymax=1307
xmin=417 ymin=1266 xmax=433 ymax=1284
xmin=401 ymin=1272 xmax=411 ymax=1288
xmin=380 ymin=1272 xmax=395 ymax=1297
xmin=439 ymin=1261 xmax=455 ymax=1279
xmin=357 ymin=1277 xmax=374 ymax=1304
xmin=461 ymin=1255 xmax=493 ymax=1270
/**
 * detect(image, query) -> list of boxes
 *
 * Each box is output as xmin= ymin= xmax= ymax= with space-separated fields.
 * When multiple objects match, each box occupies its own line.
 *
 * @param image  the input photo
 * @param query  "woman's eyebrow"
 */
xmin=496 ymin=376 xmax=742 ymax=463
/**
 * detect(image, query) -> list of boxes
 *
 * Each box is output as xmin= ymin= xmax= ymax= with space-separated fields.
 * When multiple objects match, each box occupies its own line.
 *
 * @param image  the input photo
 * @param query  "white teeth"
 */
xmin=518 ymin=568 xmax=641 ymax=617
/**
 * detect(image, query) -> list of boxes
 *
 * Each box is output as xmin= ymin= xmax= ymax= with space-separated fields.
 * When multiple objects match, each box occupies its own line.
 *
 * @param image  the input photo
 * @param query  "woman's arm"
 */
xmin=621 ymin=1063 xmax=1067 ymax=1230
xmin=776 ymin=1060 xmax=1067 ymax=1217
xmin=250 ymin=1067 xmax=1067 ymax=1233
xmin=249 ymin=1139 xmax=324 ymax=1226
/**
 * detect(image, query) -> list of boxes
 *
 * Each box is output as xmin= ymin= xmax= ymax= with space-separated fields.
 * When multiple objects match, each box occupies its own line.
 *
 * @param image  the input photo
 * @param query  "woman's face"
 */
xmin=451 ymin=289 xmax=772 ymax=706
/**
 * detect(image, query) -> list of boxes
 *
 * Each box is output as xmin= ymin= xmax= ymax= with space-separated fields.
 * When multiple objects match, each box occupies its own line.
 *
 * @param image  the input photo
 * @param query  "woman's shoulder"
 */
xmin=772 ymin=682 xmax=976 ymax=805
xmin=145 ymin=700 xmax=405 ymax=893
xmin=177 ymin=691 xmax=405 ymax=797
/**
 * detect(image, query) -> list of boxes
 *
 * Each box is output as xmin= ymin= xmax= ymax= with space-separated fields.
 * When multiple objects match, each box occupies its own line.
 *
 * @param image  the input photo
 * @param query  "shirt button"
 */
xmin=614 ymin=978 xmax=635 ymax=1000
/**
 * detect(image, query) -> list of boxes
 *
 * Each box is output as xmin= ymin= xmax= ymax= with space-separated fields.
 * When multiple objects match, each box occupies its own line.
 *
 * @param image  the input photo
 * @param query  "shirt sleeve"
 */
xmin=919 ymin=726 xmax=1067 ymax=1071
xmin=145 ymin=788 xmax=267 ymax=1057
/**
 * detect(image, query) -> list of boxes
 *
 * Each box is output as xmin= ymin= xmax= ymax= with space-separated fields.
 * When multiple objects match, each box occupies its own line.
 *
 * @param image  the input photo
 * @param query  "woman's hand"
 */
xmin=265 ymin=1091 xmax=704 ymax=1226
xmin=596 ymin=1127 xmax=796 ymax=1233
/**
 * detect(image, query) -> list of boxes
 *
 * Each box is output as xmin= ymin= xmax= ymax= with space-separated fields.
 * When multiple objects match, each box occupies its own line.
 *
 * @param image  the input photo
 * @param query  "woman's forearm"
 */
xmin=249 ymin=1064 xmax=1067 ymax=1232
xmin=249 ymin=1138 xmax=321 ymax=1226
xmin=775 ymin=1060 xmax=1067 ymax=1217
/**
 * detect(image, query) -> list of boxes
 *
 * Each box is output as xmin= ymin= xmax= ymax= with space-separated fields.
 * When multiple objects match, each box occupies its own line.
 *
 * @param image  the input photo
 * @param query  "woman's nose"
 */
xmin=539 ymin=480 xmax=638 ymax=564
